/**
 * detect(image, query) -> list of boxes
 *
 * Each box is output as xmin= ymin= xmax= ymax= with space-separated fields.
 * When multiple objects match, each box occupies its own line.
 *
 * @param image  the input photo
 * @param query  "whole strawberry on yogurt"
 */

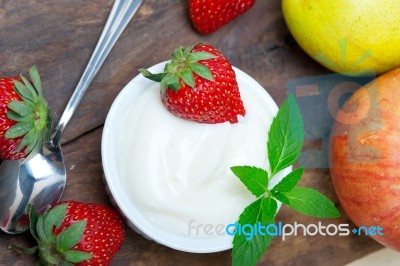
xmin=140 ymin=43 xmax=246 ymax=123
xmin=114 ymin=43 xmax=274 ymax=240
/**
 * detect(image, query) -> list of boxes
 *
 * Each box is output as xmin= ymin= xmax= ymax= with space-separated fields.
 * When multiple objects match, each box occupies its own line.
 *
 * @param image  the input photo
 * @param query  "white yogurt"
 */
xmin=116 ymin=68 xmax=276 ymax=238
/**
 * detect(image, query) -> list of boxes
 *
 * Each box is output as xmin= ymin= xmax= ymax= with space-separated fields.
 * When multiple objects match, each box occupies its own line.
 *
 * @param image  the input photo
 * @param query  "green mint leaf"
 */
xmin=271 ymin=190 xmax=290 ymax=205
xmin=232 ymin=197 xmax=275 ymax=266
xmin=262 ymin=197 xmax=278 ymax=221
xmin=272 ymin=167 xmax=304 ymax=192
xmin=64 ymin=250 xmax=92 ymax=264
xmin=189 ymin=63 xmax=214 ymax=81
xmin=268 ymin=94 xmax=304 ymax=176
xmin=56 ymin=220 xmax=87 ymax=252
xmin=282 ymin=187 xmax=340 ymax=218
xmin=188 ymin=51 xmax=217 ymax=63
xmin=231 ymin=166 xmax=269 ymax=197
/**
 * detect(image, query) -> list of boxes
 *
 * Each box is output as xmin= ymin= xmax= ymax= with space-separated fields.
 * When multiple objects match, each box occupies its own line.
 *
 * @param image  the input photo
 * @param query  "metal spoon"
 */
xmin=0 ymin=0 xmax=143 ymax=234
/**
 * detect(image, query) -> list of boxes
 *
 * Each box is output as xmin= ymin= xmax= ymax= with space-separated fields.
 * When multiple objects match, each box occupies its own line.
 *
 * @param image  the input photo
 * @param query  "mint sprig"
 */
xmin=231 ymin=94 xmax=340 ymax=266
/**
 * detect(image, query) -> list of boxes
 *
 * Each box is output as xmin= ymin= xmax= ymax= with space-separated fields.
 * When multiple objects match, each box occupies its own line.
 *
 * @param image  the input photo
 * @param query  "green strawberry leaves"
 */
xmin=8 ymin=244 xmax=38 ymax=255
xmin=189 ymin=63 xmax=214 ymax=81
xmin=29 ymin=66 xmax=42 ymax=98
xmin=5 ymin=123 xmax=31 ymax=138
xmin=14 ymin=77 xmax=38 ymax=103
xmin=138 ymin=68 xmax=165 ymax=83
xmin=56 ymin=220 xmax=87 ymax=252
xmin=63 ymin=250 xmax=93 ymax=264
xmin=181 ymin=68 xmax=195 ymax=89
xmin=43 ymin=204 xmax=66 ymax=236
xmin=9 ymin=204 xmax=92 ymax=265
xmin=5 ymin=66 xmax=52 ymax=160
xmin=140 ymin=45 xmax=216 ymax=95
xmin=7 ymin=100 xmax=32 ymax=117
xmin=29 ymin=205 xmax=40 ymax=241
xmin=231 ymin=94 xmax=340 ymax=266
xmin=188 ymin=51 xmax=215 ymax=62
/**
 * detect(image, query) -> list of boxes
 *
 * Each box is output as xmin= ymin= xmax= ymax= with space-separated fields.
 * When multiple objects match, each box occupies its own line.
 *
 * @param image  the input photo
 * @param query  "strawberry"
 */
xmin=10 ymin=201 xmax=125 ymax=266
xmin=188 ymin=0 xmax=256 ymax=34
xmin=0 ymin=66 xmax=51 ymax=160
xmin=140 ymin=43 xmax=246 ymax=123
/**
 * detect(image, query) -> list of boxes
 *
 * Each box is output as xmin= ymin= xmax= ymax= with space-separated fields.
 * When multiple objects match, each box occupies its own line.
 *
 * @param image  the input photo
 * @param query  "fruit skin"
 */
xmin=10 ymin=201 xmax=125 ymax=265
xmin=52 ymin=202 xmax=125 ymax=266
xmin=0 ymin=77 xmax=26 ymax=159
xmin=189 ymin=0 xmax=256 ymax=34
xmin=0 ymin=66 xmax=51 ymax=160
xmin=282 ymin=0 xmax=400 ymax=75
xmin=330 ymin=68 xmax=400 ymax=251
xmin=140 ymin=44 xmax=246 ymax=124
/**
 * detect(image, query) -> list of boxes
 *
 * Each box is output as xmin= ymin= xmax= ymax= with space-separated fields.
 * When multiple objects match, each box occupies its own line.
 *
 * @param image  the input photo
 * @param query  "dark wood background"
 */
xmin=0 ymin=0 xmax=383 ymax=265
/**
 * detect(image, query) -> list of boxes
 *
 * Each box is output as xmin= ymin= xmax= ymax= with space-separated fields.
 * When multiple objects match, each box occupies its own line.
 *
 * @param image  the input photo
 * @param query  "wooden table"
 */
xmin=0 ymin=0 xmax=383 ymax=265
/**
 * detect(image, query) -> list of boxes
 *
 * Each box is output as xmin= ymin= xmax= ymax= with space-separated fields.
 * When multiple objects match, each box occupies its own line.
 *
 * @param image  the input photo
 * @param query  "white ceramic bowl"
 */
xmin=101 ymin=61 xmax=288 ymax=253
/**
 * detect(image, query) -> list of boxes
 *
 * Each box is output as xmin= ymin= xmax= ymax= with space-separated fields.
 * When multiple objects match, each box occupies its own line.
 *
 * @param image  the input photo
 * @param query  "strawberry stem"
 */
xmin=140 ymin=44 xmax=217 ymax=94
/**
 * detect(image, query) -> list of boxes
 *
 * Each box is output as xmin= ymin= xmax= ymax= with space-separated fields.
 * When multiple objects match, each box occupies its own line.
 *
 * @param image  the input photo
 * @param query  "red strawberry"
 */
xmin=189 ymin=0 xmax=256 ymax=34
xmin=0 ymin=66 xmax=51 ymax=160
xmin=10 ymin=201 xmax=125 ymax=266
xmin=140 ymin=43 xmax=246 ymax=123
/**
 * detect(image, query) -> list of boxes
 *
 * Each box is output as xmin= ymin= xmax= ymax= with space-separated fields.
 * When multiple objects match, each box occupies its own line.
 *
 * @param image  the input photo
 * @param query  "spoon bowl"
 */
xmin=0 ymin=143 xmax=64 ymax=233
xmin=0 ymin=0 xmax=143 ymax=234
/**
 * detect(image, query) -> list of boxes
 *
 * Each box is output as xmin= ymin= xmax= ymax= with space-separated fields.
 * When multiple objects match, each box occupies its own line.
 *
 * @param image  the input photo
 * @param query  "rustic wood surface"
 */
xmin=0 ymin=0 xmax=383 ymax=265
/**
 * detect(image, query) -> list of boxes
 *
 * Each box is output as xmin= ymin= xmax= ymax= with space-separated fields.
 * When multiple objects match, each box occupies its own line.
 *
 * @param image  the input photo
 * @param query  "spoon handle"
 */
xmin=51 ymin=0 xmax=144 ymax=147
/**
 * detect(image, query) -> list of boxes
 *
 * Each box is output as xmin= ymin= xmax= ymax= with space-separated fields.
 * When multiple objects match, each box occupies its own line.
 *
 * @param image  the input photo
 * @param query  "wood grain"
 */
xmin=0 ymin=0 xmax=383 ymax=265
xmin=0 ymin=0 xmax=324 ymax=143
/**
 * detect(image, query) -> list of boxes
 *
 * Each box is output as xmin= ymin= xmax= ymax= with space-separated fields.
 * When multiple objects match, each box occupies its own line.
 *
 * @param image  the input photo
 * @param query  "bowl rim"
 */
xmin=101 ymin=61 xmax=286 ymax=253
